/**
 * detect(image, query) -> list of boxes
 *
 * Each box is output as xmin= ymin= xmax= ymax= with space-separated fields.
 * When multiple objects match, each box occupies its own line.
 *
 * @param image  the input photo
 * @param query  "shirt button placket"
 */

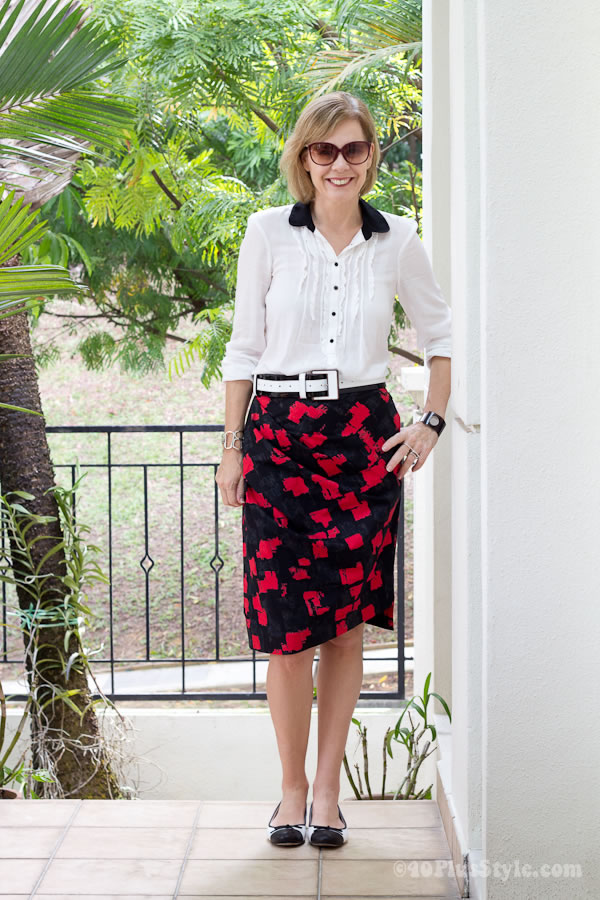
xmin=329 ymin=261 xmax=339 ymax=353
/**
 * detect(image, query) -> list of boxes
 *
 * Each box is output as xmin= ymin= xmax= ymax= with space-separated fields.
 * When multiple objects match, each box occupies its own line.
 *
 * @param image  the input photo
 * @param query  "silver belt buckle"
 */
xmin=309 ymin=369 xmax=339 ymax=400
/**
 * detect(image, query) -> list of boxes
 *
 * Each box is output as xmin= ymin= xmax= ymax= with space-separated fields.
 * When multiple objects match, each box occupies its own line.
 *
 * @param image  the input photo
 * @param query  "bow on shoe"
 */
xmin=266 ymin=800 xmax=308 ymax=846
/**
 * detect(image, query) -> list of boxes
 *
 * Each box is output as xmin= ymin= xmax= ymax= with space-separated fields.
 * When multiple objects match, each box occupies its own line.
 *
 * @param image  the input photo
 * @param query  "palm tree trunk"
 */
xmin=0 ymin=289 xmax=123 ymax=798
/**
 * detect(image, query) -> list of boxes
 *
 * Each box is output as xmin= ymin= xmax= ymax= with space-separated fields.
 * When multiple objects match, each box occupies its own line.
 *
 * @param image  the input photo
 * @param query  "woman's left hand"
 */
xmin=381 ymin=422 xmax=438 ymax=481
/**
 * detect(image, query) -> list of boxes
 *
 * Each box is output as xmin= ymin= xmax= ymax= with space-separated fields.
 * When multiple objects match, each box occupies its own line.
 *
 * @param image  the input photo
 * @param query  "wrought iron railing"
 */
xmin=1 ymin=426 xmax=408 ymax=700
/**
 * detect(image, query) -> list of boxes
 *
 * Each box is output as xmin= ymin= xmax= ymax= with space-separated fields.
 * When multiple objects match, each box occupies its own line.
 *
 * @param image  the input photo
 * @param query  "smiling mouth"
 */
xmin=327 ymin=177 xmax=352 ymax=186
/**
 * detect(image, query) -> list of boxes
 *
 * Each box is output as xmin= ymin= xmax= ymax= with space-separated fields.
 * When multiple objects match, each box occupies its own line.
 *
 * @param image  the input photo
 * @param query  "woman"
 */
xmin=216 ymin=91 xmax=451 ymax=848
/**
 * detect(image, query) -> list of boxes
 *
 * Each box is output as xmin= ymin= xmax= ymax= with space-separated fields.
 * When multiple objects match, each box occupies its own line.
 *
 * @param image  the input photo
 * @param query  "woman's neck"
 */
xmin=310 ymin=194 xmax=363 ymax=232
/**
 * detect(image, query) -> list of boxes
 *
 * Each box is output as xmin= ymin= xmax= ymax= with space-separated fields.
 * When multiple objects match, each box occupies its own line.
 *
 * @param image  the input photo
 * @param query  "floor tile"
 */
xmin=71 ymin=800 xmax=200 ymax=828
xmin=0 ymin=826 xmax=64 ymax=858
xmin=178 ymin=859 xmax=318 ymax=896
xmin=0 ymin=858 xmax=48 ymax=893
xmin=320 ymin=859 xmax=460 ymax=898
xmin=0 ymin=800 xmax=80 ymax=827
xmin=189 ymin=827 xmax=319 ymax=859
xmin=0 ymin=800 xmax=458 ymax=900
xmin=56 ymin=826 xmax=191 ymax=859
xmin=338 ymin=801 xmax=442 ymax=829
xmin=36 ymin=858 xmax=182 ymax=894
xmin=195 ymin=800 xmax=283 ymax=829
xmin=320 ymin=826 xmax=452 ymax=859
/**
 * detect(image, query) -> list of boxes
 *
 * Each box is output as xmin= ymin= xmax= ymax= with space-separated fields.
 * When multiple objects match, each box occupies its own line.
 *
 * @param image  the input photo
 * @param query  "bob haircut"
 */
xmin=279 ymin=91 xmax=380 ymax=203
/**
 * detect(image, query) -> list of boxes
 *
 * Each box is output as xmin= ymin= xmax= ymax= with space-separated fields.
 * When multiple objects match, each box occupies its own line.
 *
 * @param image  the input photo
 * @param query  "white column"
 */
xmin=417 ymin=0 xmax=453 ymax=726
xmin=422 ymin=0 xmax=485 ymax=889
xmin=446 ymin=1 xmax=600 ymax=897
xmin=446 ymin=0 xmax=485 ymax=889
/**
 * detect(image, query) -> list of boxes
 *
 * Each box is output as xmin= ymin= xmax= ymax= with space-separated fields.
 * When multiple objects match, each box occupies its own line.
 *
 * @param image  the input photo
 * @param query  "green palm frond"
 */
xmin=0 ymin=188 xmax=86 ymax=307
xmin=0 ymin=187 xmax=47 ymax=263
xmin=0 ymin=186 xmax=86 ymax=411
xmin=306 ymin=0 xmax=422 ymax=95
xmin=0 ymin=264 xmax=86 ymax=302
xmin=0 ymin=92 xmax=136 ymax=153
xmin=307 ymin=44 xmax=420 ymax=97
xmin=0 ymin=0 xmax=123 ymax=104
xmin=335 ymin=0 xmax=422 ymax=50
xmin=0 ymin=295 xmax=33 ymax=323
xmin=0 ymin=0 xmax=135 ymax=174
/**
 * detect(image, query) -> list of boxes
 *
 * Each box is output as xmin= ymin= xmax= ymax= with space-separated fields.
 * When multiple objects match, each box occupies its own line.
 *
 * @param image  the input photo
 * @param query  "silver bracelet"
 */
xmin=222 ymin=429 xmax=244 ymax=451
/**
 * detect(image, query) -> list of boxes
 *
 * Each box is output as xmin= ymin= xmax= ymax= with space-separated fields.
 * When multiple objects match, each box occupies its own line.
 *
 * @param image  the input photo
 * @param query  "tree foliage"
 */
xmin=31 ymin=0 xmax=426 ymax=384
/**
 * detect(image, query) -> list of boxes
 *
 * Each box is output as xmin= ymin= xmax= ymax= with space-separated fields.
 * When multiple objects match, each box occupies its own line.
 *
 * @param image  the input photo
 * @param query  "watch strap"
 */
xmin=419 ymin=411 xmax=446 ymax=436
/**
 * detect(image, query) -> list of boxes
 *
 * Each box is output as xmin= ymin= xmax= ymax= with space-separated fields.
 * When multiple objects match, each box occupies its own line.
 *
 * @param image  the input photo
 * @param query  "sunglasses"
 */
xmin=304 ymin=141 xmax=373 ymax=166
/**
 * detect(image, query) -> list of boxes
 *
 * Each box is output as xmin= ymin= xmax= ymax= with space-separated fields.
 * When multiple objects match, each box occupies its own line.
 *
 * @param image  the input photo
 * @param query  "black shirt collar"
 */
xmin=289 ymin=196 xmax=390 ymax=240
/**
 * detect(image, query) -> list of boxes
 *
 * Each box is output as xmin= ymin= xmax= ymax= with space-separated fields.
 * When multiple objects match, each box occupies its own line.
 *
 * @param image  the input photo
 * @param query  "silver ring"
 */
xmin=405 ymin=443 xmax=420 ymax=460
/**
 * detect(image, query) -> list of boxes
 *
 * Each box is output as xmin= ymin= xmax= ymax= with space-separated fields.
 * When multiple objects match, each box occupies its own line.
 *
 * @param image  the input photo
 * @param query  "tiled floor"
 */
xmin=0 ymin=799 xmax=461 ymax=898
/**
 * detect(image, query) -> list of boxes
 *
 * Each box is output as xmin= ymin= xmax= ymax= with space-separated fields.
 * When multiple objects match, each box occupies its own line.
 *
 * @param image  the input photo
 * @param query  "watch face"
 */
xmin=430 ymin=414 xmax=440 ymax=426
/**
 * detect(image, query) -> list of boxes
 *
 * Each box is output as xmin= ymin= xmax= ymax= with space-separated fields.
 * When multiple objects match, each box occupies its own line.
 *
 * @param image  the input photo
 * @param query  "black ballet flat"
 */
xmin=266 ymin=800 xmax=307 ymax=846
xmin=307 ymin=800 xmax=348 ymax=847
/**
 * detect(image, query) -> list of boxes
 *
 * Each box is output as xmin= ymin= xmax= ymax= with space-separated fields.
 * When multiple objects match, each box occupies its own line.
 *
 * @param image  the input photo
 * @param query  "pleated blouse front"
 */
xmin=221 ymin=198 xmax=452 ymax=387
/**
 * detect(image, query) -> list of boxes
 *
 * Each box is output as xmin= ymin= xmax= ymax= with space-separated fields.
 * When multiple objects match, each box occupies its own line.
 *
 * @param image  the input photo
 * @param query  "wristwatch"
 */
xmin=418 ymin=410 xmax=446 ymax=436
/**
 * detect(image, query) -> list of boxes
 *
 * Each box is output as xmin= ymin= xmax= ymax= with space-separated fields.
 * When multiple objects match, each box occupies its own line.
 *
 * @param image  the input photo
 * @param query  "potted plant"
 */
xmin=343 ymin=671 xmax=451 ymax=800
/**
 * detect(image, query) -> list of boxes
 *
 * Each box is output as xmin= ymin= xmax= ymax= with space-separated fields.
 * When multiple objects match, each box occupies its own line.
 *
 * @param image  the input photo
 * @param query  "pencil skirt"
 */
xmin=241 ymin=383 xmax=403 ymax=655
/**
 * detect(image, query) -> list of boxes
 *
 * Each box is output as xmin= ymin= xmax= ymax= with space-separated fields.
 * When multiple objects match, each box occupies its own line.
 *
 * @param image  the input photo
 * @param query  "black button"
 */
xmin=334 ymin=285 xmax=338 ymax=290
xmin=331 ymin=311 xmax=336 ymax=316
xmin=329 ymin=338 xmax=334 ymax=343
xmin=334 ymin=262 xmax=339 ymax=266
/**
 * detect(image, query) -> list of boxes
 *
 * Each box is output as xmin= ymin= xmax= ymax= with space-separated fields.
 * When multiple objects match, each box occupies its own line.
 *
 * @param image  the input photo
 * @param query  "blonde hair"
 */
xmin=279 ymin=91 xmax=380 ymax=203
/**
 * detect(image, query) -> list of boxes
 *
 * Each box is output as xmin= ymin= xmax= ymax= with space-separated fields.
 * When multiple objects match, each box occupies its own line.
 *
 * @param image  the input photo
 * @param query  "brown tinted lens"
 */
xmin=310 ymin=142 xmax=336 ymax=164
xmin=343 ymin=142 xmax=370 ymax=163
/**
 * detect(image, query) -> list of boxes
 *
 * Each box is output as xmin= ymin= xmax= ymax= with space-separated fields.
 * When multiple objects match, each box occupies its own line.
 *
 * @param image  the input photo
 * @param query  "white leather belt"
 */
xmin=252 ymin=370 xmax=385 ymax=401
xmin=253 ymin=369 xmax=340 ymax=399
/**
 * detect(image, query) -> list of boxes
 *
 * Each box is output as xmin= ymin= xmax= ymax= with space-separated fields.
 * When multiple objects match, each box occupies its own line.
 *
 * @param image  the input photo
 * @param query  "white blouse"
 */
xmin=220 ymin=197 xmax=452 ymax=387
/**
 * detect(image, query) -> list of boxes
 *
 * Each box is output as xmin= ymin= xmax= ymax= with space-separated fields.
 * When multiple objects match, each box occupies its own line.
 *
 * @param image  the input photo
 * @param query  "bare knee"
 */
xmin=322 ymin=623 xmax=364 ymax=651
xmin=269 ymin=645 xmax=316 ymax=672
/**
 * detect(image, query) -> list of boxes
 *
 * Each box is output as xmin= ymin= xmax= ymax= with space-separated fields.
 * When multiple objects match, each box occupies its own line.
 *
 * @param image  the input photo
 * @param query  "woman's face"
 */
xmin=301 ymin=118 xmax=374 ymax=205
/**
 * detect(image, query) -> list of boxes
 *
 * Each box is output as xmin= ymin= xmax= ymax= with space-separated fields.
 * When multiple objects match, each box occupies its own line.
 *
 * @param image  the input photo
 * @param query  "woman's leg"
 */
xmin=312 ymin=622 xmax=365 ymax=827
xmin=266 ymin=643 xmax=316 ymax=825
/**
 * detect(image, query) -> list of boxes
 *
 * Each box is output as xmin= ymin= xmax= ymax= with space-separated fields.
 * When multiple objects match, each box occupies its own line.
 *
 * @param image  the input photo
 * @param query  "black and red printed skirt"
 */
xmin=241 ymin=382 xmax=403 ymax=655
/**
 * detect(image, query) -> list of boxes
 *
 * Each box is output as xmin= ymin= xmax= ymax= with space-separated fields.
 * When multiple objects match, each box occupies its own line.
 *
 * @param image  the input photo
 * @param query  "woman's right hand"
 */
xmin=215 ymin=450 xmax=245 ymax=507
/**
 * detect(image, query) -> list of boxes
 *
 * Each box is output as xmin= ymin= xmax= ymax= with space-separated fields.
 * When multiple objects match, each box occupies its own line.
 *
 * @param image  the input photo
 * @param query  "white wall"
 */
xmin=478 ymin=2 xmax=600 ymax=896
xmin=437 ymin=0 xmax=600 ymax=897
xmin=3 ymin=707 xmax=436 ymax=802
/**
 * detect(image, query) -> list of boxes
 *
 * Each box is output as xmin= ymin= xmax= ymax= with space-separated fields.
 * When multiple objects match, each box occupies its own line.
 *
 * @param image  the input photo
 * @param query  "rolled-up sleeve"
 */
xmin=396 ymin=220 xmax=452 ymax=369
xmin=221 ymin=213 xmax=272 ymax=382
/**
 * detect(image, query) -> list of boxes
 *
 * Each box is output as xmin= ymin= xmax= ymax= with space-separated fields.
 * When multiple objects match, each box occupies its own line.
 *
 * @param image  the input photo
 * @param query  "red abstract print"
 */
xmin=241 ymin=385 xmax=403 ymax=655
